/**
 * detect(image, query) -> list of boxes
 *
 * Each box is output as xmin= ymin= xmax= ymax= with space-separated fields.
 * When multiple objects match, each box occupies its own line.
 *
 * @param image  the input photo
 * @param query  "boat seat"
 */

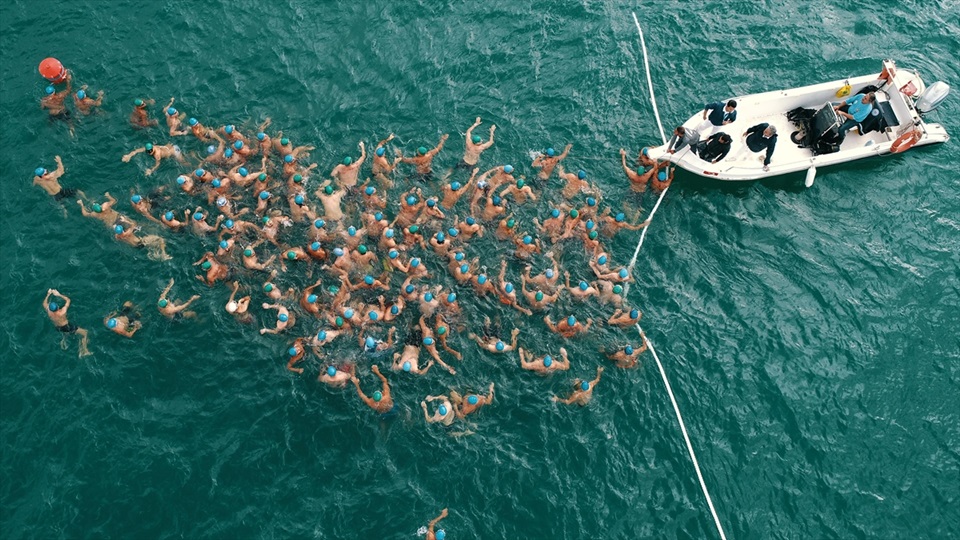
xmin=875 ymin=100 xmax=899 ymax=128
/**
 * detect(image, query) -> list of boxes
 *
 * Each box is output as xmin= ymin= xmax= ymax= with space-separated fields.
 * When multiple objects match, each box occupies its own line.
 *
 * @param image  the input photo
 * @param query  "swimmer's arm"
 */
xmin=552 ymin=394 xmax=576 ymax=404
xmin=429 ymin=134 xmax=449 ymax=156
xmin=161 ymin=278 xmax=174 ymax=298
xmin=376 ymin=133 xmax=394 ymax=148
xmin=590 ymin=367 xmax=604 ymax=385
xmin=481 ymin=125 xmax=496 ymax=149
xmin=428 ymin=508 xmax=448 ymax=530
xmin=178 ymin=295 xmax=201 ymax=310
xmin=121 ymin=148 xmax=145 ymax=162
xmin=357 ymin=141 xmax=366 ymax=163
xmin=53 ymin=155 xmax=65 ymax=177
xmin=543 ymin=316 xmax=556 ymax=332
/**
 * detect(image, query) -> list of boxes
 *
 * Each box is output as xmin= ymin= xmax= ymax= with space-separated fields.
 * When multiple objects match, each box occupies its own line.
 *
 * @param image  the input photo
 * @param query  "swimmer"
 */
xmin=607 ymin=339 xmax=646 ymax=369
xmin=499 ymin=178 xmax=537 ymax=205
xmin=497 ymin=260 xmax=532 ymax=315
xmin=218 ymin=123 xmax=249 ymax=148
xmin=450 ymin=383 xmax=495 ymax=418
xmin=422 ymin=197 xmax=446 ymax=222
xmin=519 ymin=276 xmax=560 ymax=310
xmin=513 ymin=233 xmax=541 ymax=260
xmin=41 ymin=81 xmax=73 ymax=132
xmin=533 ymin=205 xmax=570 ymax=243
xmin=129 ymin=193 xmax=162 ymax=224
xmin=193 ymin=252 xmax=229 ymax=286
xmin=350 ymin=365 xmax=395 ymax=414
xmin=191 ymin=208 xmax=223 ymax=235
xmin=104 ymin=301 xmax=142 ymax=338
xmin=242 ymin=241 xmax=277 ymax=271
xmin=441 ymin=168 xmax=478 ymax=209
xmin=522 ymin=253 xmax=560 ymax=291
xmin=593 ymin=266 xmax=633 ymax=284
xmin=113 ymin=224 xmax=171 ymax=261
xmin=286 ymin=338 xmax=307 ymax=374
xmin=425 ymin=508 xmax=449 ymax=540
xmin=299 ymin=278 xmax=325 ymax=317
xmin=255 ymin=119 xmax=273 ymax=156
xmin=78 ymin=193 xmax=129 ymax=229
xmin=418 ymin=289 xmax=441 ymax=319
xmin=160 ymin=209 xmax=188 ymax=231
xmin=361 ymin=209 xmax=389 ymax=239
xmin=358 ymin=182 xmax=387 ymax=211
xmin=543 ymin=314 xmax=592 ymax=338
xmin=421 ymin=396 xmax=455 ymax=426
xmin=608 ymin=306 xmax=643 ymax=327
xmin=121 ymin=142 xmax=186 ymax=176
xmin=188 ymin=117 xmax=220 ymax=141
xmin=432 ymin=316 xmax=462 ymax=360
xmin=162 ymin=97 xmax=189 ymax=136
xmin=360 ymin=326 xmax=396 ymax=352
xmin=620 ymin=148 xmax=665 ymax=192
xmin=73 ymin=86 xmax=104 ymax=115
xmin=519 ymin=347 xmax=570 ymax=374
xmin=596 ymin=280 xmax=625 ymax=306
xmin=599 ymin=208 xmax=650 ymax=237
xmin=260 ymin=302 xmax=295 ymax=335
xmin=419 ymin=316 xmax=458 ymax=374
xmin=468 ymin=327 xmax=520 ymax=354
xmin=226 ymin=281 xmax=253 ymax=324
xmin=532 ymin=143 xmax=572 ymax=181
xmin=430 ymin=231 xmax=452 ymax=259
xmin=318 ymin=363 xmax=355 ymax=388
xmin=651 ymin=163 xmax=675 ymax=191
xmin=391 ymin=338 xmax=433 ymax=375
xmin=399 ymin=133 xmax=449 ymax=179
xmin=495 ymin=215 xmax=518 ymax=241
xmin=471 ymin=269 xmax=496 ymax=296
xmin=315 ymin=182 xmax=346 ymax=221
xmin=33 ymin=156 xmax=78 ymax=202
xmin=556 ymin=166 xmax=595 ymax=199
xmin=564 ymin=271 xmax=598 ymax=301
xmin=393 ymin=188 xmax=425 ymax=229
xmin=461 ymin=117 xmax=496 ymax=167
xmin=330 ymin=140 xmax=366 ymax=188
xmin=157 ymin=278 xmax=200 ymax=320
xmin=480 ymin=191 xmax=507 ymax=222
xmin=43 ymin=289 xmax=91 ymax=357
xmin=129 ymin=98 xmax=158 ymax=128
xmin=454 ymin=215 xmax=484 ymax=240
xmin=552 ymin=367 xmax=604 ymax=406
xmin=339 ymin=224 xmax=367 ymax=250
xmin=371 ymin=134 xmax=402 ymax=188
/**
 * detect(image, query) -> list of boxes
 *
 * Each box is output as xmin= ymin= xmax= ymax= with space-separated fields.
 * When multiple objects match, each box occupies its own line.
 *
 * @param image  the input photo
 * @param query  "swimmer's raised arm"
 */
xmin=121 ymin=147 xmax=146 ymax=162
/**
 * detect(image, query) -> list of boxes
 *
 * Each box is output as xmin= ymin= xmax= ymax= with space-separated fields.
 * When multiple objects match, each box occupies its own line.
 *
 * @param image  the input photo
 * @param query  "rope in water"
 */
xmin=627 ymin=13 xmax=728 ymax=540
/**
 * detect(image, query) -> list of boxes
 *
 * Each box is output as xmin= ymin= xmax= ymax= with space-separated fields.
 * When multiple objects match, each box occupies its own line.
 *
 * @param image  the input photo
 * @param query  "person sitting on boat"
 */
xmin=834 ymin=92 xmax=876 ymax=141
xmin=734 ymin=123 xmax=778 ymax=172
xmin=701 ymin=100 xmax=737 ymax=133
xmin=694 ymin=132 xmax=732 ymax=164
xmin=666 ymin=126 xmax=700 ymax=154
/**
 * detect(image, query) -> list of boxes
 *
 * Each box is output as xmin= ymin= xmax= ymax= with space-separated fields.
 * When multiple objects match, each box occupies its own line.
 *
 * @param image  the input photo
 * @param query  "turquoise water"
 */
xmin=2 ymin=0 xmax=959 ymax=538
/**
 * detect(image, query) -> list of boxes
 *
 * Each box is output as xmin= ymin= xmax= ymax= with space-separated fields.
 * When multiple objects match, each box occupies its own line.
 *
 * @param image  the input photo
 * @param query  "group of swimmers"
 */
xmin=36 ymin=73 xmax=669 ymax=431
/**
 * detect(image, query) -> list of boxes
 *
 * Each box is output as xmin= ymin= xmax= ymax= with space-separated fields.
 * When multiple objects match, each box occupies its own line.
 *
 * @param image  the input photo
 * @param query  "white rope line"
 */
xmin=626 ymin=13 xmax=728 ymax=540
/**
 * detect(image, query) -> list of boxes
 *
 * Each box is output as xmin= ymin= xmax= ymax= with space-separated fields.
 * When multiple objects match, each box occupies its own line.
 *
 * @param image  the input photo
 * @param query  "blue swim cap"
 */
xmin=45 ymin=85 xmax=54 ymax=95
xmin=578 ymin=170 xmax=587 ymax=180
xmin=405 ymin=284 xmax=415 ymax=294
xmin=496 ymin=341 xmax=505 ymax=351
xmin=579 ymin=281 xmax=588 ymax=291
xmin=630 ymin=309 xmax=639 ymax=319
xmin=307 ymin=294 xmax=318 ymax=304
xmin=423 ymin=336 xmax=434 ymax=346
xmin=436 ymin=232 xmax=445 ymax=242
xmin=347 ymin=226 xmax=357 ymax=236
xmin=567 ymin=315 xmax=576 ymax=326
xmin=388 ymin=249 xmax=398 ymax=259
xmin=284 ymin=154 xmax=294 ymax=163
xmin=427 ymin=199 xmax=436 ymax=208
xmin=164 ymin=211 xmax=174 ymax=220
xmin=107 ymin=318 xmax=118 ymax=329
xmin=642 ymin=147 xmax=649 ymax=156
xmin=113 ymin=224 xmax=123 ymax=234
xmin=327 ymin=366 xmax=337 ymax=377
xmin=314 ymin=219 xmax=326 ymax=228
xmin=451 ymin=181 xmax=461 ymax=191
xmin=455 ymin=252 xmax=464 ymax=261
xmin=385 ymin=228 xmax=394 ymax=238
xmin=616 ymin=212 xmax=625 ymax=222
xmin=48 ymin=302 xmax=59 ymax=312
xmin=625 ymin=345 xmax=635 ymax=355
xmin=167 ymin=107 xmax=176 ymax=115
xmin=467 ymin=395 xmax=479 ymax=405
xmin=390 ymin=305 xmax=399 ymax=315
xmin=34 ymin=167 xmax=46 ymax=177
xmin=523 ymin=235 xmax=532 ymax=245
xmin=505 ymin=283 xmax=514 ymax=293
xmin=545 ymin=269 xmax=555 ymax=278
xmin=492 ymin=195 xmax=502 ymax=205
xmin=288 ymin=347 xmax=298 ymax=356
xmin=318 ymin=330 xmax=327 ymax=341
xmin=364 ymin=186 xmax=375 ymax=195
xmin=305 ymin=241 xmax=318 ymax=252
xmin=257 ymin=132 xmax=265 ymax=141
xmin=239 ymin=167 xmax=248 ymax=176
xmin=365 ymin=336 xmax=376 ymax=349
xmin=619 ymin=268 xmax=628 ymax=278
xmin=193 ymin=211 xmax=204 ymax=221
xmin=224 ymin=125 xmax=234 ymax=134
xmin=551 ymin=208 xmax=560 ymax=218
xmin=598 ymin=255 xmax=607 ymax=265
xmin=212 ymin=179 xmax=222 ymax=188
xmin=438 ymin=405 xmax=447 ymax=416
xmin=447 ymin=293 xmax=457 ymax=303
xmin=295 ymin=194 xmax=304 ymax=205
xmin=174 ymin=175 xmax=186 ymax=186
xmin=424 ymin=292 xmax=433 ymax=302
xmin=658 ymin=171 xmax=667 ymax=181
xmin=581 ymin=381 xmax=590 ymax=391
xmin=411 ymin=258 xmax=420 ymax=267
xmin=374 ymin=211 xmax=383 ymax=221
xmin=344 ymin=308 xmax=355 ymax=318
xmin=76 ymin=90 xmax=86 ymax=100
xmin=466 ymin=217 xmax=476 ymax=226
xmin=402 ymin=361 xmax=411 ymax=372
xmin=219 ymin=240 xmax=229 ymax=249
xmin=364 ymin=275 xmax=374 ymax=285
xmin=188 ymin=118 xmax=198 ymax=126
xmin=503 ymin=164 xmax=514 ymax=174
xmin=259 ymin=191 xmax=270 ymax=200
xmin=587 ymin=197 xmax=597 ymax=207
xmin=477 ymin=275 xmax=487 ymax=284
xmin=195 ymin=168 xmax=205 ymax=177
xmin=375 ymin=147 xmax=385 ymax=157
xmin=446 ymin=227 xmax=457 ymax=238
xmin=369 ymin=311 xmax=378 ymax=320
xmin=224 ymin=148 xmax=234 ymax=158
xmin=206 ymin=145 xmax=216 ymax=155
xmin=406 ymin=195 xmax=416 ymax=206
xmin=224 ymin=219 xmax=234 ymax=228
xmin=459 ymin=264 xmax=469 ymax=273
xmin=436 ymin=531 xmax=446 ymax=540
xmin=543 ymin=355 xmax=553 ymax=367
xmin=546 ymin=147 xmax=556 ymax=157
xmin=278 ymin=313 xmax=289 ymax=322
xmin=586 ymin=220 xmax=595 ymax=230
xmin=373 ymin=391 xmax=382 ymax=402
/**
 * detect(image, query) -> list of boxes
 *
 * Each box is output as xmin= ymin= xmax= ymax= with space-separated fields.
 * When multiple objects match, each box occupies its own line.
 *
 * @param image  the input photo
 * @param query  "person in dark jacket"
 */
xmin=695 ymin=132 xmax=732 ymax=163
xmin=701 ymin=99 xmax=737 ymax=134
xmin=734 ymin=123 xmax=778 ymax=171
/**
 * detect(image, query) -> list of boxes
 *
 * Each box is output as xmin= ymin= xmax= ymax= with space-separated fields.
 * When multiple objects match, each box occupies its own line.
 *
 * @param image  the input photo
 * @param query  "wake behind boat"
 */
xmin=647 ymin=60 xmax=950 ymax=182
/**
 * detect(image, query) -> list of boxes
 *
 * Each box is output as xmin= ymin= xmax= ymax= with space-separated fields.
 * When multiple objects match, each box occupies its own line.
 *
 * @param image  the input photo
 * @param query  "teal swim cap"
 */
xmin=234 ymin=140 xmax=243 ymax=150
xmin=369 ymin=311 xmax=378 ymax=320
xmin=224 ymin=125 xmax=234 ymax=134
xmin=335 ymin=316 xmax=344 ymax=327
xmin=626 ymin=345 xmax=634 ymax=355
xmin=258 ymin=173 xmax=267 ymax=181
xmin=614 ymin=285 xmax=624 ymax=294
xmin=284 ymin=154 xmax=294 ymax=163
xmin=389 ymin=249 xmax=399 ymax=259
xmin=131 ymin=195 xmax=142 ymax=204
xmin=466 ymin=217 xmax=476 ymax=225
xmin=219 ymin=240 xmax=229 ymax=249
xmin=598 ymin=255 xmax=607 ymax=265
xmin=365 ymin=186 xmax=375 ymax=195
xmin=630 ymin=309 xmax=639 ymax=319
xmin=201 ymin=261 xmax=212 ymax=270
xmin=134 ymin=98 xmax=143 ymax=106
xmin=257 ymin=132 xmax=266 ymax=141
xmin=113 ymin=224 xmax=123 ymax=234
xmin=212 ymin=179 xmax=222 ymax=188
xmin=506 ymin=218 xmax=515 ymax=228
xmin=619 ymin=268 xmax=628 ymax=278
xmin=194 ymin=211 xmax=204 ymax=221
xmin=293 ymin=173 xmax=302 ymax=182
xmin=616 ymin=212 xmax=625 ymax=222
xmin=436 ymin=530 xmax=446 ymax=540
xmin=477 ymin=275 xmax=487 ymax=284
xmin=459 ymin=263 xmax=468 ymax=274
xmin=504 ymin=283 xmax=514 ymax=293
xmin=35 ymin=167 xmax=46 ymax=176
xmin=417 ymin=146 xmax=428 ymax=155
xmin=471 ymin=134 xmax=482 ymax=144
xmin=314 ymin=218 xmax=325 ymax=228
xmin=224 ymin=148 xmax=234 ymax=158
xmin=259 ymin=191 xmax=270 ymax=200
xmin=411 ymin=258 xmax=420 ymax=267
xmin=324 ymin=185 xmax=334 ymax=195
xmin=406 ymin=195 xmax=416 ymax=205
xmin=424 ymin=337 xmax=435 ymax=346
xmin=545 ymin=269 xmax=554 ymax=278
xmin=451 ymin=181 xmax=461 ymax=191
xmin=45 ymin=86 xmax=54 ymax=95
xmin=579 ymin=281 xmax=588 ymax=291
xmin=364 ymin=275 xmax=374 ymax=285
xmin=145 ymin=143 xmax=153 ymax=151
xmin=318 ymin=330 xmax=327 ymax=340
xmin=244 ymin=248 xmax=253 ymax=257
xmin=657 ymin=170 xmax=667 ymax=181
xmin=447 ymin=293 xmax=456 ymax=303
xmin=195 ymin=168 xmax=205 ymax=177
xmin=188 ymin=118 xmax=198 ymax=126
xmin=280 ymin=137 xmax=289 ymax=145
xmin=588 ymin=230 xmax=598 ymax=240
xmin=358 ymin=245 xmax=368 ymax=255
xmin=343 ymin=156 xmax=352 ymax=166
xmin=467 ymin=395 xmax=479 ymax=405
xmin=344 ymin=308 xmax=354 ymax=318
xmin=551 ymin=208 xmax=560 ymax=218
xmin=409 ymin=225 xmax=420 ymax=233
xmin=48 ymin=302 xmax=59 ymax=312
xmin=263 ymin=283 xmax=273 ymax=292
xmin=424 ymin=292 xmax=433 ymax=302
xmin=373 ymin=391 xmax=383 ymax=402
xmin=365 ymin=336 xmax=376 ymax=349
xmin=224 ymin=219 xmax=234 ymax=228
xmin=535 ymin=291 xmax=544 ymax=302
xmin=295 ymin=194 xmax=304 ymax=205
xmin=523 ymin=235 xmax=532 ymax=245
xmin=578 ymin=170 xmax=587 ymax=180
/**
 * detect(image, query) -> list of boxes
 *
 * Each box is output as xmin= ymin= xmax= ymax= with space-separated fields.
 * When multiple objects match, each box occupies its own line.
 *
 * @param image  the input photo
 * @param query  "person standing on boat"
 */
xmin=701 ymin=99 xmax=737 ymax=133
xmin=735 ymin=123 xmax=778 ymax=172
xmin=695 ymin=133 xmax=732 ymax=164
xmin=666 ymin=126 xmax=700 ymax=154
xmin=834 ymin=92 xmax=876 ymax=142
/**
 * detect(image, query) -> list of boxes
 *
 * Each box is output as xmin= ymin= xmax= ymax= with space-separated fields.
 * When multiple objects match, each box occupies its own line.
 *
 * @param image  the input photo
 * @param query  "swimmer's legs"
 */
xmin=77 ymin=328 xmax=91 ymax=357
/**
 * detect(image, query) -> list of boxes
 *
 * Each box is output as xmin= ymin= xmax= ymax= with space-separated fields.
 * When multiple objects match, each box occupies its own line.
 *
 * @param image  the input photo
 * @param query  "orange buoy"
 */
xmin=39 ymin=58 xmax=67 ymax=83
xmin=890 ymin=129 xmax=921 ymax=154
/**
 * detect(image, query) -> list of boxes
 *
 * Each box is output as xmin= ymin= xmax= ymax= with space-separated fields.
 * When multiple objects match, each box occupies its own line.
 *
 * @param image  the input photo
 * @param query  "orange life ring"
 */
xmin=890 ymin=129 xmax=921 ymax=154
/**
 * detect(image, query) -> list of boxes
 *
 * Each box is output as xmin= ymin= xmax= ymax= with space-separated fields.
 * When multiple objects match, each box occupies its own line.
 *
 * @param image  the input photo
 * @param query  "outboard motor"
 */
xmin=916 ymin=81 xmax=950 ymax=115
